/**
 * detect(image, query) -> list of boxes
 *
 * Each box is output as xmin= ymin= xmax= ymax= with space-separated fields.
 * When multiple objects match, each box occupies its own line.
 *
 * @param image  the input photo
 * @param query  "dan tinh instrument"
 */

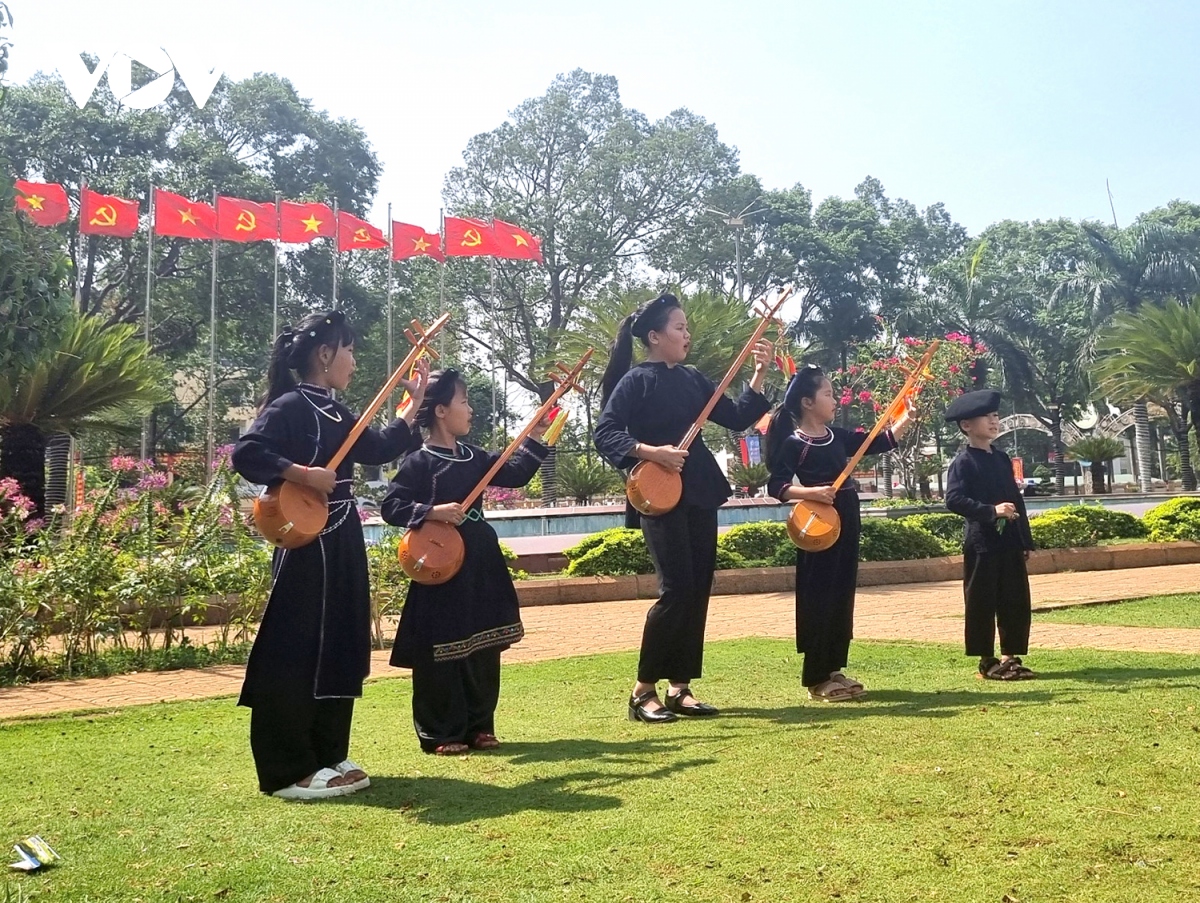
xmin=252 ymin=314 xmax=450 ymax=549
xmin=397 ymin=349 xmax=593 ymax=585
xmin=625 ymin=287 xmax=793 ymax=518
xmin=786 ymin=340 xmax=940 ymax=552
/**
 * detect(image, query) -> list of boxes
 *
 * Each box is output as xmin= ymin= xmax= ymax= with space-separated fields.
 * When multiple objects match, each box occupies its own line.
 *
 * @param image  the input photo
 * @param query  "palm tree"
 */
xmin=1093 ymin=299 xmax=1200 ymax=490
xmin=1067 ymin=436 xmax=1126 ymax=494
xmin=0 ymin=314 xmax=169 ymax=515
xmin=1056 ymin=223 xmax=1200 ymax=491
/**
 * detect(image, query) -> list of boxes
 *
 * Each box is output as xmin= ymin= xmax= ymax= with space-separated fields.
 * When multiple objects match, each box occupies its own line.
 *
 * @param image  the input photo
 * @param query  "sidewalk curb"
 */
xmin=515 ymin=541 xmax=1200 ymax=606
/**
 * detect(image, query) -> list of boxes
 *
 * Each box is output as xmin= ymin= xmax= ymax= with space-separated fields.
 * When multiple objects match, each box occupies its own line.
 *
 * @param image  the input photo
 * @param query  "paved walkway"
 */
xmin=3 ymin=564 xmax=1198 ymax=721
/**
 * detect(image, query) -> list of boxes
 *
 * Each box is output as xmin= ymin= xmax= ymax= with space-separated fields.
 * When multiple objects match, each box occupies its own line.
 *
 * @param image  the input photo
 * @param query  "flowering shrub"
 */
xmin=0 ymin=460 xmax=270 ymax=683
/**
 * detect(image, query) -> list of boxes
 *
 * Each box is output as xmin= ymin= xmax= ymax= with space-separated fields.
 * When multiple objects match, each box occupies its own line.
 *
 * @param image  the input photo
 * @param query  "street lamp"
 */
xmin=706 ymin=197 xmax=765 ymax=302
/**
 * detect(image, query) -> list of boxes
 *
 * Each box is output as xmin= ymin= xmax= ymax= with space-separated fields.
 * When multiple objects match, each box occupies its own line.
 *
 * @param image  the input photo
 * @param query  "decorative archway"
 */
xmin=997 ymin=414 xmax=1082 ymax=446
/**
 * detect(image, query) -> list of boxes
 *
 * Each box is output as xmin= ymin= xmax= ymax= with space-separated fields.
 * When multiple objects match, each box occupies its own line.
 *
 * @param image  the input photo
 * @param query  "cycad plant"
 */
xmin=0 ymin=314 xmax=168 ymax=515
xmin=1067 ymin=436 xmax=1127 ymax=494
xmin=1093 ymin=298 xmax=1200 ymax=491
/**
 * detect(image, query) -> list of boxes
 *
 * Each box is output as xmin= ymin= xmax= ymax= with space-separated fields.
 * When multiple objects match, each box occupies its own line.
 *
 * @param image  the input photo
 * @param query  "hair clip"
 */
xmin=324 ymin=318 xmax=332 ymax=324
xmin=309 ymin=330 xmax=317 ymax=337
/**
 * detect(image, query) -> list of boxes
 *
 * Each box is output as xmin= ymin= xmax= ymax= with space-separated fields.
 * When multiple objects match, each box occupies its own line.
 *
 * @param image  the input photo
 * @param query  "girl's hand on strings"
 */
xmin=797 ymin=484 xmax=837 ymax=505
xmin=644 ymin=445 xmax=688 ymax=472
xmin=295 ymin=466 xmax=337 ymax=496
xmin=890 ymin=395 xmax=915 ymax=439
xmin=429 ymin=502 xmax=464 ymax=525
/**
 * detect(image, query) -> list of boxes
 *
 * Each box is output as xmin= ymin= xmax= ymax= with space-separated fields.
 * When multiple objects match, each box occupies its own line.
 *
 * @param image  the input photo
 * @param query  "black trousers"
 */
xmin=963 ymin=547 xmax=1032 ymax=657
xmin=248 ymin=692 xmax=354 ymax=794
xmin=411 ymin=647 xmax=502 ymax=752
xmin=638 ymin=504 xmax=719 ymax=684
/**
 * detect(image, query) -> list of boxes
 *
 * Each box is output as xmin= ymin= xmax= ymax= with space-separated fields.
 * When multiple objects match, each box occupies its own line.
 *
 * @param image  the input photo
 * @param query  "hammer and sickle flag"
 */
xmin=80 ymin=188 xmax=139 ymax=237
xmin=443 ymin=215 xmax=504 ymax=258
xmin=154 ymin=189 xmax=218 ymax=239
xmin=391 ymin=221 xmax=445 ymax=262
xmin=216 ymin=196 xmax=279 ymax=242
xmin=336 ymin=211 xmax=388 ymax=251
xmin=14 ymin=180 xmax=70 ymax=227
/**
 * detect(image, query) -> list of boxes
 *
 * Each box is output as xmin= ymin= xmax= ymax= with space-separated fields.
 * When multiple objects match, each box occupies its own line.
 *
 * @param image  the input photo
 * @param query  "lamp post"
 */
xmin=706 ymin=197 xmax=764 ymax=303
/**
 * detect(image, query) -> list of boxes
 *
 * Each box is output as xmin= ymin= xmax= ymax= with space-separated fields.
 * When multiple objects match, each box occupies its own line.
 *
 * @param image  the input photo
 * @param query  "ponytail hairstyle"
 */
xmin=765 ymin=364 xmax=826 ymax=470
xmin=260 ymin=309 xmax=356 ymax=408
xmin=415 ymin=368 xmax=468 ymax=431
xmin=598 ymin=292 xmax=683 ymax=409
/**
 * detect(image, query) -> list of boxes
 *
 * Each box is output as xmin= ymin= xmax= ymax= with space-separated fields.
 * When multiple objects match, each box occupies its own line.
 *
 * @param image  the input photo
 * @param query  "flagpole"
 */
xmin=386 ymin=204 xmax=395 ymax=415
xmin=331 ymin=198 xmax=339 ymax=309
xmin=438 ymin=207 xmax=446 ymax=358
xmin=140 ymin=179 xmax=154 ymax=459
xmin=272 ymin=191 xmax=281 ymax=337
xmin=489 ymin=255 xmax=497 ymax=442
xmin=75 ymin=179 xmax=86 ymax=308
xmin=207 ymin=187 xmax=219 ymax=478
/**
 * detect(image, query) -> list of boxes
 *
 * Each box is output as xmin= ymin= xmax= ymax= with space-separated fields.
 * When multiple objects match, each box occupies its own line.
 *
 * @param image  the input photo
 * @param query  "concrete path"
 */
xmin=2 ymin=564 xmax=1197 ymax=721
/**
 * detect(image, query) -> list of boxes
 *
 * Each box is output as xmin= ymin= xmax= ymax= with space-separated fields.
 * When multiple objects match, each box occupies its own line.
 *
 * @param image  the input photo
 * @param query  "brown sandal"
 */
xmin=433 ymin=742 xmax=470 ymax=756
xmin=468 ymin=732 xmax=501 ymax=750
xmin=807 ymin=679 xmax=858 ymax=702
xmin=830 ymin=672 xmax=867 ymax=698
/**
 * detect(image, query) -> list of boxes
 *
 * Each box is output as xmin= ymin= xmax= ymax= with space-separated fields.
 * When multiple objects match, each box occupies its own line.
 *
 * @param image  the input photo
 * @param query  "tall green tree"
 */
xmin=1093 ymin=299 xmax=1200 ymax=490
xmin=1055 ymin=222 xmax=1200 ymax=491
xmin=442 ymin=69 xmax=739 ymax=399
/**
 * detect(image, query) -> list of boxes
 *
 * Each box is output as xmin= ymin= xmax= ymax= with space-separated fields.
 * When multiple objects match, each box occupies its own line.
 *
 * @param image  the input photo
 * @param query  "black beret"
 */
xmin=944 ymin=389 xmax=1001 ymax=423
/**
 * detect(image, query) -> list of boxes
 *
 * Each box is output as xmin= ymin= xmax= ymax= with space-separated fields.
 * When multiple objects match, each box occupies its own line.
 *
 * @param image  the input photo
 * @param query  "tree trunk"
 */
xmin=1091 ymin=460 xmax=1108 ymax=494
xmin=1174 ymin=426 xmax=1196 ymax=491
xmin=1133 ymin=401 xmax=1153 ymax=492
xmin=0 ymin=422 xmax=48 ymax=517
xmin=44 ymin=432 xmax=73 ymax=512
xmin=1050 ymin=412 xmax=1065 ymax=496
xmin=880 ymin=452 xmax=894 ymax=499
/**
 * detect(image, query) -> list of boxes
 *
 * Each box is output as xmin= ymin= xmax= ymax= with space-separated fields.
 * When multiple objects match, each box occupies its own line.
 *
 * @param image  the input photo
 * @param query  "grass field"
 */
xmin=4 ymin=638 xmax=1199 ymax=902
xmin=1035 ymin=593 xmax=1200 ymax=629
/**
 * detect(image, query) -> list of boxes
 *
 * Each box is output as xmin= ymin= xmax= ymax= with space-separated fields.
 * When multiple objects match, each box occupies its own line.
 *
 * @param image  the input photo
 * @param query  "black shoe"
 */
xmin=664 ymin=686 xmax=719 ymax=717
xmin=628 ymin=690 xmax=677 ymax=723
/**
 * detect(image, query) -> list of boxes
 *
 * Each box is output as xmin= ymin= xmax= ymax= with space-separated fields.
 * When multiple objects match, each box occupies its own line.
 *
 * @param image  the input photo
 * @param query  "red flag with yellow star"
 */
xmin=443 ymin=216 xmax=505 ymax=257
xmin=492 ymin=217 xmax=544 ymax=264
xmin=391 ymin=222 xmax=445 ymax=262
xmin=216 ymin=196 xmax=279 ymax=242
xmin=336 ymin=211 xmax=388 ymax=251
xmin=14 ymin=180 xmax=69 ymax=226
xmin=279 ymin=201 xmax=335 ymax=243
xmin=154 ymin=189 xmax=218 ymax=239
xmin=80 ymin=188 xmax=140 ymax=237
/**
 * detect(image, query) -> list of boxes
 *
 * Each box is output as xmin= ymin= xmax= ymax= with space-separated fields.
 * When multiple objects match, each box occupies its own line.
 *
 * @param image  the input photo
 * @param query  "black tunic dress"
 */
xmin=594 ymin=361 xmax=770 ymax=684
xmin=768 ymin=426 xmax=897 ymax=686
xmin=593 ymin=361 xmax=772 ymax=522
xmin=382 ymin=439 xmax=547 ymax=668
xmin=231 ymin=384 xmax=416 ymax=703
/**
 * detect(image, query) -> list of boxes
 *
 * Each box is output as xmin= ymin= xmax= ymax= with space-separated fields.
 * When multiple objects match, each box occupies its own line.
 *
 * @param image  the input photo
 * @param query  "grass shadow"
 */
xmin=344 ymin=742 xmax=718 ymax=823
xmin=1036 ymin=664 xmax=1200 ymax=685
xmin=720 ymin=687 xmax=1058 ymax=725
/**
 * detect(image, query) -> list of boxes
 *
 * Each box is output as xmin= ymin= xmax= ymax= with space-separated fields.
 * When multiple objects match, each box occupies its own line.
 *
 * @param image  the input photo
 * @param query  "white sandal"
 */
xmin=272 ymin=767 xmax=353 ymax=801
xmin=333 ymin=758 xmax=370 ymax=792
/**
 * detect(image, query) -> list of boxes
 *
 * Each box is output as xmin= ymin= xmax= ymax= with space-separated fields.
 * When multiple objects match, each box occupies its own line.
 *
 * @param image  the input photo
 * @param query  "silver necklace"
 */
xmin=299 ymin=385 xmax=344 ymax=422
xmin=423 ymin=442 xmax=473 ymax=462
xmin=795 ymin=426 xmax=834 ymax=446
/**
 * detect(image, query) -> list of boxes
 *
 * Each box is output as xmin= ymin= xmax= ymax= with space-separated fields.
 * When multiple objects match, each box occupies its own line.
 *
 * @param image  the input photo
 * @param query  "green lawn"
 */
xmin=1036 ymin=593 xmax=1200 ymax=629
xmin=4 ymin=639 xmax=1200 ymax=902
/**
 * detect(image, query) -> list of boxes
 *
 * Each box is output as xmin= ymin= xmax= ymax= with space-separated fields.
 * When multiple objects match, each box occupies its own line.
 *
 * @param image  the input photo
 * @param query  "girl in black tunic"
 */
xmin=382 ymin=369 xmax=550 ymax=755
xmin=232 ymin=310 xmax=427 ymax=799
xmin=766 ymin=365 xmax=910 ymax=701
xmin=594 ymin=293 xmax=772 ymax=723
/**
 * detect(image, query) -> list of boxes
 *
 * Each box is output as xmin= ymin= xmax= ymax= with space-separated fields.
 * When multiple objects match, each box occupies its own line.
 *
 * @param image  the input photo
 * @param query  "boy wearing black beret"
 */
xmin=943 ymin=390 xmax=1036 ymax=680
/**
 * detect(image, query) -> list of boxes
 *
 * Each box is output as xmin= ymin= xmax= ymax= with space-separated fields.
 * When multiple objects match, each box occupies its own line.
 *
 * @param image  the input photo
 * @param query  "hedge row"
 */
xmin=560 ymin=501 xmax=1172 ymax=576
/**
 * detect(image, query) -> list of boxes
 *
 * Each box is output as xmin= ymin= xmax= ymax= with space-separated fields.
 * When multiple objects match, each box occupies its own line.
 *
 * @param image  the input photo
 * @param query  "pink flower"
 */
xmin=136 ymin=471 xmax=170 ymax=491
xmin=858 ymin=391 xmax=873 ymax=403
xmin=840 ymin=391 xmax=853 ymax=404
xmin=948 ymin=364 xmax=960 ymax=374
xmin=110 ymin=455 xmax=140 ymax=472
xmin=903 ymin=337 xmax=920 ymax=347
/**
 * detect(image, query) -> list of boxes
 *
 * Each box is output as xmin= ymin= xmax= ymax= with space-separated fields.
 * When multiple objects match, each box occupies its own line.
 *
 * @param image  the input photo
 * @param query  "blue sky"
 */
xmin=9 ymin=0 xmax=1200 ymax=236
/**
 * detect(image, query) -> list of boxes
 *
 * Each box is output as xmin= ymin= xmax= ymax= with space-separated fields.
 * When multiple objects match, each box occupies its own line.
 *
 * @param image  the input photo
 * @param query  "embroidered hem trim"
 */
xmin=432 ymin=623 xmax=524 ymax=662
